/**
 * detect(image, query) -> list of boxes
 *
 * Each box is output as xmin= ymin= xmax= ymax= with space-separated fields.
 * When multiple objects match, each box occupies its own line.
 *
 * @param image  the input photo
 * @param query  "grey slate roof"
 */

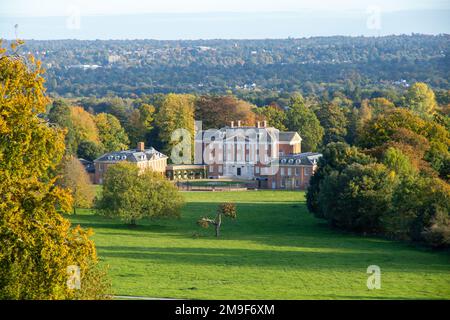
xmin=279 ymin=132 xmax=301 ymax=142
xmin=94 ymin=147 xmax=167 ymax=163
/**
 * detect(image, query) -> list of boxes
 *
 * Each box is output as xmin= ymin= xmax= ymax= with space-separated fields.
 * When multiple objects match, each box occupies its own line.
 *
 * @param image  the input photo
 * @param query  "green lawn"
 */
xmin=69 ymin=191 xmax=450 ymax=299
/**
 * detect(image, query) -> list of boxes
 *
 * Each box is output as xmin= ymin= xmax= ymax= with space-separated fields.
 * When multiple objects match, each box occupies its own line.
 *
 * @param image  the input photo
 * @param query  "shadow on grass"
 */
xmin=94 ymin=245 xmax=450 ymax=273
xmin=70 ymin=201 xmax=450 ymax=270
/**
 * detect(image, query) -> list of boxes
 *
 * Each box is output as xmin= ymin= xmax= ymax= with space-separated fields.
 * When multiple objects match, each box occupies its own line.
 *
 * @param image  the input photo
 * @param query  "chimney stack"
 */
xmin=256 ymin=121 xmax=261 ymax=128
xmin=230 ymin=121 xmax=234 ymax=128
xmin=137 ymin=142 xmax=145 ymax=152
xmin=263 ymin=120 xmax=267 ymax=127
xmin=237 ymin=120 xmax=242 ymax=127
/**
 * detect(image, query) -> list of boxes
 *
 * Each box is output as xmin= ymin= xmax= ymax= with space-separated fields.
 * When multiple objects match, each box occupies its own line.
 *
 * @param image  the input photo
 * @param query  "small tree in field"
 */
xmin=198 ymin=203 xmax=237 ymax=237
xmin=97 ymin=162 xmax=183 ymax=225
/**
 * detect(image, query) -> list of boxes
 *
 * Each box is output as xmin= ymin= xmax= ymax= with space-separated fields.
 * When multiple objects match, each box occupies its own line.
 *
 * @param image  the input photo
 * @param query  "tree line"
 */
xmin=13 ymin=35 xmax=449 ymax=97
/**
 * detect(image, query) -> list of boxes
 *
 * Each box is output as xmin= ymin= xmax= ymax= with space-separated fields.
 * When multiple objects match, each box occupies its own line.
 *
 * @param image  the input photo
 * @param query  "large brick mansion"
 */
xmin=196 ymin=121 xmax=321 ymax=189
xmin=91 ymin=121 xmax=321 ymax=190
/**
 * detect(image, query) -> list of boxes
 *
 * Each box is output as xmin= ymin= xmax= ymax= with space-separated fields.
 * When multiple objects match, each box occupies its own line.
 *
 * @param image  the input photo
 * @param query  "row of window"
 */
xmin=280 ymin=167 xmax=311 ymax=176
xmin=208 ymin=165 xmax=312 ymax=177
xmin=276 ymin=178 xmax=303 ymax=189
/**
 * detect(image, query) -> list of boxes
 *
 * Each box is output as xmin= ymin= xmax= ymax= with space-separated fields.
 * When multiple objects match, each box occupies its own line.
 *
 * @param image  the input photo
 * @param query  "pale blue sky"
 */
xmin=1 ymin=0 xmax=449 ymax=39
xmin=2 ymin=0 xmax=449 ymax=16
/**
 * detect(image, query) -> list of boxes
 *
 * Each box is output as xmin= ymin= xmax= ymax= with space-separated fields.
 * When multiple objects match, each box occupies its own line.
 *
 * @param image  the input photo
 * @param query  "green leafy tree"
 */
xmin=383 ymin=147 xmax=416 ymax=177
xmin=48 ymin=99 xmax=77 ymax=155
xmin=95 ymin=113 xmax=129 ymax=152
xmin=77 ymin=140 xmax=104 ymax=161
xmin=318 ymin=163 xmax=395 ymax=233
xmin=97 ymin=162 xmax=183 ymax=225
xmin=315 ymin=102 xmax=348 ymax=145
xmin=306 ymin=142 xmax=374 ymax=216
xmin=254 ymin=103 xmax=287 ymax=131
xmin=385 ymin=175 xmax=450 ymax=247
xmin=285 ymin=96 xmax=324 ymax=152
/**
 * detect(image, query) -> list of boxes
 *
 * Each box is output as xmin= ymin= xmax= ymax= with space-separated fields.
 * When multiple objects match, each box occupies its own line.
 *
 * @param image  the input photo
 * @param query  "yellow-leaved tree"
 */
xmin=0 ymin=41 xmax=111 ymax=299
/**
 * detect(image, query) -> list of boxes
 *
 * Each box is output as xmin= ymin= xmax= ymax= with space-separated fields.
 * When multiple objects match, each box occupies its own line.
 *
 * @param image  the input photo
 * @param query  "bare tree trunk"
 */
xmin=215 ymin=213 xmax=222 ymax=238
xmin=215 ymin=223 xmax=220 ymax=237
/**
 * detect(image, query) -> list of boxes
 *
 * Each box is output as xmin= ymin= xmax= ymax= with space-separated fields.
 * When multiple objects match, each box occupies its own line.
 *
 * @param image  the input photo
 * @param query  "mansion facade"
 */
xmin=90 ymin=121 xmax=321 ymax=190
xmin=195 ymin=121 xmax=321 ymax=189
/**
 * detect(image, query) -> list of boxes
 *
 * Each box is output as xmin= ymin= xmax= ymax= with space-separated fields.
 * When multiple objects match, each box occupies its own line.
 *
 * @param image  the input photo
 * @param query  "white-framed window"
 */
xmin=209 ymin=165 xmax=214 ymax=173
xmin=295 ymin=168 xmax=300 ymax=176
xmin=288 ymin=168 xmax=292 ymax=176
xmin=281 ymin=168 xmax=286 ymax=176
xmin=305 ymin=167 xmax=312 ymax=176
xmin=218 ymin=165 xmax=223 ymax=174
xmin=280 ymin=179 xmax=285 ymax=188
xmin=295 ymin=179 xmax=300 ymax=187
xmin=255 ymin=166 xmax=260 ymax=174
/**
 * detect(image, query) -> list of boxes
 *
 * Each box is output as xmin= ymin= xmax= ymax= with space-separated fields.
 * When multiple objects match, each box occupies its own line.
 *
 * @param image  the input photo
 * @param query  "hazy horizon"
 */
xmin=1 ymin=1 xmax=449 ymax=40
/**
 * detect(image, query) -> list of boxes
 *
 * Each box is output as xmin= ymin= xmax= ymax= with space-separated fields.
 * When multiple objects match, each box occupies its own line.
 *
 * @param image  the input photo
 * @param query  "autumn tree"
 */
xmin=70 ymin=106 xmax=101 ymax=151
xmin=404 ymin=82 xmax=438 ymax=118
xmin=285 ymin=96 xmax=324 ymax=152
xmin=58 ymin=156 xmax=96 ymax=214
xmin=155 ymin=94 xmax=195 ymax=159
xmin=0 ymin=41 xmax=110 ymax=299
xmin=195 ymin=95 xmax=256 ymax=129
xmin=367 ymin=97 xmax=395 ymax=115
xmin=197 ymin=203 xmax=237 ymax=237
xmin=357 ymin=108 xmax=450 ymax=177
xmin=125 ymin=103 xmax=155 ymax=147
xmin=95 ymin=113 xmax=129 ymax=152
xmin=97 ymin=162 xmax=183 ymax=225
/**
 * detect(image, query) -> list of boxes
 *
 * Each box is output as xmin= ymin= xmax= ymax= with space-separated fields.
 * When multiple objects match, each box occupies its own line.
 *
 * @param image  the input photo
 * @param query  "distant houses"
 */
xmin=88 ymin=121 xmax=322 ymax=190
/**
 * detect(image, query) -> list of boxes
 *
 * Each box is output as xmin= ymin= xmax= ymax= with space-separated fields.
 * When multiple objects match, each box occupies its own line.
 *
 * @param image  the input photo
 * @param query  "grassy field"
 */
xmin=69 ymin=191 xmax=450 ymax=300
